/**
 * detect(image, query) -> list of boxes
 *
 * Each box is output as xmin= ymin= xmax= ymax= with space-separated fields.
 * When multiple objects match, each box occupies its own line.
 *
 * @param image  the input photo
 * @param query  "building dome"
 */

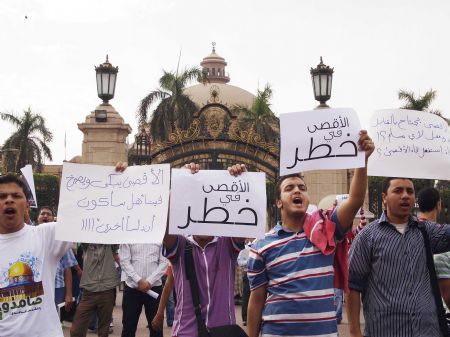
xmin=199 ymin=42 xmax=230 ymax=84
xmin=8 ymin=261 xmax=34 ymax=285
xmin=185 ymin=43 xmax=255 ymax=109
xmin=184 ymin=83 xmax=254 ymax=109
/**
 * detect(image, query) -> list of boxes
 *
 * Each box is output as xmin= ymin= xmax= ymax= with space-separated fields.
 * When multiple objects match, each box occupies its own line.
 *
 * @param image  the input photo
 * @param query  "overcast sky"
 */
xmin=1 ymin=0 xmax=449 ymax=164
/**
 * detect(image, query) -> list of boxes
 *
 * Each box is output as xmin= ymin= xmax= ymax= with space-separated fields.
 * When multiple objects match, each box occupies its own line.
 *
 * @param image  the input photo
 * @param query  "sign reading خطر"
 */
xmin=279 ymin=108 xmax=365 ymax=175
xmin=169 ymin=169 xmax=266 ymax=239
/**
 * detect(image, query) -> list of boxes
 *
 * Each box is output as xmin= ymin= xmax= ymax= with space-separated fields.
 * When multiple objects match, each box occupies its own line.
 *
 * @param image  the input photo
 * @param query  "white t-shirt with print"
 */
xmin=0 ymin=223 xmax=71 ymax=337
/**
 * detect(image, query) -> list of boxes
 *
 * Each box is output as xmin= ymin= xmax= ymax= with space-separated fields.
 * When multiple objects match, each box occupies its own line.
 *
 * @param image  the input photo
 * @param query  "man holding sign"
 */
xmin=164 ymin=163 xmax=247 ymax=337
xmin=247 ymin=130 xmax=374 ymax=337
xmin=0 ymin=175 xmax=72 ymax=337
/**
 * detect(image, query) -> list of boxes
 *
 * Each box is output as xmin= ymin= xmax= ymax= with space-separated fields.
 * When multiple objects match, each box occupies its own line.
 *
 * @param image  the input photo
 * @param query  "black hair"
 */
xmin=38 ymin=206 xmax=54 ymax=216
xmin=417 ymin=187 xmax=441 ymax=212
xmin=381 ymin=177 xmax=414 ymax=194
xmin=276 ymin=173 xmax=305 ymax=200
xmin=0 ymin=174 xmax=32 ymax=200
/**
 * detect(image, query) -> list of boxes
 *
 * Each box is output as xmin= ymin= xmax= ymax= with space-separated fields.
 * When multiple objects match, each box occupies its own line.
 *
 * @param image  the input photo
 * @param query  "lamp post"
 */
xmin=310 ymin=57 xmax=334 ymax=109
xmin=95 ymin=55 xmax=118 ymax=122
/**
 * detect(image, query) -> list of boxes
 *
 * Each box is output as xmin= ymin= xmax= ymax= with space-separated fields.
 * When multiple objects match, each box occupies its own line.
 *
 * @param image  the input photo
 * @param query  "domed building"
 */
xmin=8 ymin=261 xmax=34 ymax=286
xmin=130 ymin=45 xmax=280 ymax=170
xmin=129 ymin=45 xmax=280 ymax=225
xmin=0 ymin=260 xmax=43 ymax=303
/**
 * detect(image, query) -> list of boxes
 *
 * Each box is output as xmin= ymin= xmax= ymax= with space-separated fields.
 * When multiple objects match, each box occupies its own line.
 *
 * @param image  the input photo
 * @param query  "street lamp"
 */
xmin=95 ymin=55 xmax=118 ymax=122
xmin=310 ymin=57 xmax=334 ymax=108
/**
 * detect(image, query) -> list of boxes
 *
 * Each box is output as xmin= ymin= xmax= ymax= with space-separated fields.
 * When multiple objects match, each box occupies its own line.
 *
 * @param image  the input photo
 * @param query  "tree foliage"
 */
xmin=398 ymin=88 xmax=449 ymax=124
xmin=137 ymin=67 xmax=208 ymax=141
xmin=1 ymin=108 xmax=53 ymax=173
xmin=232 ymin=84 xmax=279 ymax=143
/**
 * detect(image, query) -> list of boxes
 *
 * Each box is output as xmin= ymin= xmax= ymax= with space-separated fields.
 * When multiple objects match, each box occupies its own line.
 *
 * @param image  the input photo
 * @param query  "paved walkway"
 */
xmin=63 ymin=290 xmax=363 ymax=337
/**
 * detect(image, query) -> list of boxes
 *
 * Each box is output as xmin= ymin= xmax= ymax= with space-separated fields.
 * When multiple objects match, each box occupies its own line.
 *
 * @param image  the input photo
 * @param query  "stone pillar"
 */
xmin=303 ymin=169 xmax=349 ymax=206
xmin=77 ymin=104 xmax=132 ymax=166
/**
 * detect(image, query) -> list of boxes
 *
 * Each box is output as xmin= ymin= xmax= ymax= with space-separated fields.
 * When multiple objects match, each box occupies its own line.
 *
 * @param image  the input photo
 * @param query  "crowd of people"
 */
xmin=2 ymin=129 xmax=450 ymax=337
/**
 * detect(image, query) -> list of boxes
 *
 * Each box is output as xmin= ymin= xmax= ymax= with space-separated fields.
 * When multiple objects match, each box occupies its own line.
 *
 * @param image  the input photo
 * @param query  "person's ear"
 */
xmin=276 ymin=199 xmax=282 ymax=209
xmin=382 ymin=193 xmax=387 ymax=207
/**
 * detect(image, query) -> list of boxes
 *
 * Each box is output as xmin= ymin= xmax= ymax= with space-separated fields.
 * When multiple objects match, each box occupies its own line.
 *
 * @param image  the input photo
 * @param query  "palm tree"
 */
xmin=399 ymin=88 xmax=449 ymax=124
xmin=137 ymin=66 xmax=207 ymax=141
xmin=398 ymin=89 xmax=447 ymax=190
xmin=1 ymin=108 xmax=53 ymax=173
xmin=232 ymin=84 xmax=279 ymax=143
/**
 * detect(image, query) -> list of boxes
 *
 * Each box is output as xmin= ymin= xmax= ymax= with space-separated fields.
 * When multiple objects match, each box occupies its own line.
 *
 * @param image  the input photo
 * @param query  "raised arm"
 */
xmin=337 ymin=130 xmax=374 ymax=232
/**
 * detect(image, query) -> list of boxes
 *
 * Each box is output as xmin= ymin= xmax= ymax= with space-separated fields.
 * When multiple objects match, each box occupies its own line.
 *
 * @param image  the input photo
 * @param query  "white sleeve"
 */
xmin=42 ymin=222 xmax=72 ymax=261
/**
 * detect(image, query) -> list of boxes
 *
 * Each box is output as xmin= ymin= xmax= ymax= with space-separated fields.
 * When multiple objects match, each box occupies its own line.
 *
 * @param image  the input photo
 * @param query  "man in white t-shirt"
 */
xmin=0 ymin=174 xmax=71 ymax=337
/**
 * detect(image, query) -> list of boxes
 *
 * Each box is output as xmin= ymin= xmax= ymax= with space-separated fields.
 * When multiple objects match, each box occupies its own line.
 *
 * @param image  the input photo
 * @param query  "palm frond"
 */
xmin=137 ymin=90 xmax=169 ymax=125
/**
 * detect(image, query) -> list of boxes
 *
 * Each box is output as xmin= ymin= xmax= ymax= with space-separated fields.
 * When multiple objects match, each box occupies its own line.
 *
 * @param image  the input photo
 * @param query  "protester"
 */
xmin=417 ymin=188 xmax=450 ymax=315
xmin=0 ymin=175 xmax=72 ymax=337
xmin=70 ymin=243 xmax=120 ymax=337
xmin=418 ymin=186 xmax=442 ymax=222
xmin=163 ymin=163 xmax=247 ymax=337
xmin=348 ymin=179 xmax=450 ymax=337
xmin=246 ymin=130 xmax=374 ymax=337
xmin=119 ymin=243 xmax=168 ymax=337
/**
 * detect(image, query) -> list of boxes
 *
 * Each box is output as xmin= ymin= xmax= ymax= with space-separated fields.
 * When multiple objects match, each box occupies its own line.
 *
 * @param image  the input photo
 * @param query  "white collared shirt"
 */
xmin=119 ymin=243 xmax=168 ymax=288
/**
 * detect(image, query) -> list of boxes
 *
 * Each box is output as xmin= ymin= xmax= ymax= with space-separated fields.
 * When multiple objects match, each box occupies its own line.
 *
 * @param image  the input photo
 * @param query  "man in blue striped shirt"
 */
xmin=247 ymin=130 xmax=374 ymax=337
xmin=348 ymin=178 xmax=450 ymax=337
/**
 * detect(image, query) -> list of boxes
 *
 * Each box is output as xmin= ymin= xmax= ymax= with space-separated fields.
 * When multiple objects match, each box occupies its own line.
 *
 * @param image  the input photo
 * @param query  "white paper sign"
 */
xmin=20 ymin=164 xmax=37 ymax=208
xmin=56 ymin=163 xmax=170 ymax=244
xmin=280 ymin=108 xmax=365 ymax=175
xmin=169 ymin=169 xmax=266 ymax=239
xmin=368 ymin=109 xmax=450 ymax=179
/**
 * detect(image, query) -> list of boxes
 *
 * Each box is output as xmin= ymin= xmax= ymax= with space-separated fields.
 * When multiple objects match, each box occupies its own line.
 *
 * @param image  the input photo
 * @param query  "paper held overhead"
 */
xmin=368 ymin=109 xmax=450 ymax=180
xmin=279 ymin=108 xmax=365 ymax=175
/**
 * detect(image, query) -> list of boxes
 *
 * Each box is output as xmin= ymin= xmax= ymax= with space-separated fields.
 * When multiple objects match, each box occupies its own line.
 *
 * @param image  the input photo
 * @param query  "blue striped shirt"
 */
xmin=349 ymin=212 xmax=450 ymax=337
xmin=248 ymin=211 xmax=341 ymax=337
xmin=55 ymin=249 xmax=78 ymax=288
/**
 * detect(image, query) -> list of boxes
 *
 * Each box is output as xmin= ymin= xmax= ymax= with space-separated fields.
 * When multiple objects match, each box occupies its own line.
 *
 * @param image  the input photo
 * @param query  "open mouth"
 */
xmin=293 ymin=197 xmax=303 ymax=205
xmin=4 ymin=208 xmax=17 ymax=215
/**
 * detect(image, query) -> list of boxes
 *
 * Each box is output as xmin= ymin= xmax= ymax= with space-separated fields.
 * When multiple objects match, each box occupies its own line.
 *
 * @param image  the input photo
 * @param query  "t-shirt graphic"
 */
xmin=0 ymin=253 xmax=44 ymax=321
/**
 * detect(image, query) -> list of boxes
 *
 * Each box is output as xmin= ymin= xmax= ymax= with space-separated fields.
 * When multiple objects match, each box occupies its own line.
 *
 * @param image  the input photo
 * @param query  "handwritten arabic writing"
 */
xmin=65 ymin=169 xmax=163 ymax=191
xmin=368 ymin=109 xmax=450 ymax=180
xmin=371 ymin=111 xmax=450 ymax=159
xmin=76 ymin=192 xmax=163 ymax=211
xmin=56 ymin=163 xmax=170 ymax=244
xmin=169 ymin=169 xmax=266 ymax=239
xmin=80 ymin=215 xmax=156 ymax=233
xmin=280 ymin=108 xmax=364 ymax=175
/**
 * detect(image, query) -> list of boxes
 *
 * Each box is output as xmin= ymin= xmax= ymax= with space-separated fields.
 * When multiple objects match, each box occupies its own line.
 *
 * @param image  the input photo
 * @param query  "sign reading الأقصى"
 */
xmin=279 ymin=108 xmax=365 ymax=175
xmin=169 ymin=169 xmax=266 ymax=239
xmin=55 ymin=162 xmax=170 ymax=244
